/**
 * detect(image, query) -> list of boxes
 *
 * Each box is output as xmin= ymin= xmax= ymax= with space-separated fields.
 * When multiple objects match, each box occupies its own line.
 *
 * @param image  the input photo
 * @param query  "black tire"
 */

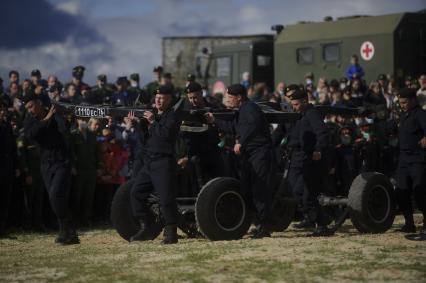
xmin=268 ymin=179 xmax=297 ymax=232
xmin=111 ymin=180 xmax=163 ymax=241
xmin=195 ymin=177 xmax=252 ymax=240
xmin=348 ymin=172 xmax=395 ymax=233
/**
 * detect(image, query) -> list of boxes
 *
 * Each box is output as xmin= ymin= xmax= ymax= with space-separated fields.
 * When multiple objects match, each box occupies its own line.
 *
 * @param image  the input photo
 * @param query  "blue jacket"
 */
xmin=346 ymin=64 xmax=365 ymax=80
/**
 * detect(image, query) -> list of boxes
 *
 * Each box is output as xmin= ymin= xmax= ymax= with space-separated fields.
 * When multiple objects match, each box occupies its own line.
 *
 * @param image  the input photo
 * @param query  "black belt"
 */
xmin=145 ymin=153 xmax=174 ymax=160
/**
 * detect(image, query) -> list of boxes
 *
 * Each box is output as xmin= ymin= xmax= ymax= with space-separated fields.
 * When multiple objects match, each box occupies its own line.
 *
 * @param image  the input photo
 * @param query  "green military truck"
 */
xmin=207 ymin=11 xmax=426 ymax=88
xmin=211 ymin=38 xmax=274 ymax=90
xmin=275 ymin=12 xmax=426 ymax=85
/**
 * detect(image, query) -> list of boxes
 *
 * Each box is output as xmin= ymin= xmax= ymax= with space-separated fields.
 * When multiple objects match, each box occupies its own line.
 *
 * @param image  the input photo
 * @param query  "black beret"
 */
xmin=227 ymin=84 xmax=246 ymax=96
xmin=73 ymin=65 xmax=85 ymax=73
xmin=97 ymin=74 xmax=107 ymax=82
xmin=156 ymin=84 xmax=174 ymax=95
xmin=398 ymin=88 xmax=416 ymax=99
xmin=31 ymin=69 xmax=41 ymax=77
xmin=116 ymin=76 xmax=128 ymax=85
xmin=153 ymin=66 xmax=163 ymax=72
xmin=290 ymin=89 xmax=308 ymax=100
xmin=22 ymin=92 xmax=40 ymax=104
xmin=186 ymin=82 xmax=202 ymax=94
xmin=284 ymin=84 xmax=299 ymax=94
xmin=377 ymin=74 xmax=386 ymax=81
xmin=130 ymin=73 xmax=139 ymax=81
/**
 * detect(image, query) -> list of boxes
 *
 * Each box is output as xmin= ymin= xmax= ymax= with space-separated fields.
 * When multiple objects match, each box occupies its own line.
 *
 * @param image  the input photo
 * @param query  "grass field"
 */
xmin=1 ymin=214 xmax=425 ymax=283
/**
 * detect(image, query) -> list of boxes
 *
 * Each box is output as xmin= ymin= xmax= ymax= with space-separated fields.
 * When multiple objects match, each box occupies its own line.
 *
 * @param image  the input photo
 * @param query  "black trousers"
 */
xmin=289 ymin=151 xmax=327 ymax=226
xmin=130 ymin=156 xmax=178 ymax=225
xmin=190 ymin=151 xmax=225 ymax=192
xmin=23 ymin=173 xmax=45 ymax=227
xmin=40 ymin=160 xmax=72 ymax=221
xmin=336 ymin=148 xmax=356 ymax=195
xmin=71 ymin=168 xmax=97 ymax=226
xmin=0 ymin=163 xmax=14 ymax=226
xmin=240 ymin=146 xmax=275 ymax=224
xmin=396 ymin=160 xmax=426 ymax=217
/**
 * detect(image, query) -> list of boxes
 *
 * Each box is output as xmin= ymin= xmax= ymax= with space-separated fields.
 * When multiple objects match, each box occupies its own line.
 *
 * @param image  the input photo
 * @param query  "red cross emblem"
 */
xmin=360 ymin=41 xmax=375 ymax=61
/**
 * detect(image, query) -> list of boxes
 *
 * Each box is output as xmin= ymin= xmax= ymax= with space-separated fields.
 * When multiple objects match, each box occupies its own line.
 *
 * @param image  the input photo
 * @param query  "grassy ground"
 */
xmin=1 ymin=214 xmax=425 ymax=283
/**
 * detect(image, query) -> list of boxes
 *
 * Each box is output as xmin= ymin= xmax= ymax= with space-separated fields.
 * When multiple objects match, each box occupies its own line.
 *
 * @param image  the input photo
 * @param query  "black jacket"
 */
xmin=143 ymin=108 xmax=181 ymax=157
xmin=0 ymin=119 xmax=17 ymax=171
xmin=288 ymin=104 xmax=328 ymax=155
xmin=181 ymin=100 xmax=221 ymax=157
xmin=23 ymin=112 xmax=69 ymax=162
xmin=215 ymin=100 xmax=271 ymax=154
xmin=398 ymin=106 xmax=426 ymax=162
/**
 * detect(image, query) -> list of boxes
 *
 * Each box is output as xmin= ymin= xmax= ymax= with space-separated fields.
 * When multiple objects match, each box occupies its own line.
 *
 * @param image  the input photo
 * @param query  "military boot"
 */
xmin=130 ymin=219 xmax=149 ymax=242
xmin=293 ymin=213 xmax=316 ymax=229
xmin=250 ymin=224 xmax=271 ymax=239
xmin=55 ymin=220 xmax=80 ymax=245
xmin=397 ymin=213 xmax=416 ymax=233
xmin=307 ymin=226 xmax=335 ymax=237
xmin=0 ymin=221 xmax=9 ymax=239
xmin=161 ymin=225 xmax=178 ymax=245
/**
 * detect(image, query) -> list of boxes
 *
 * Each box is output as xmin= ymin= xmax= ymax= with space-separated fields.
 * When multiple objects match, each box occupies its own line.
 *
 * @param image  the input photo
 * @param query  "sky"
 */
xmin=0 ymin=0 xmax=424 ymax=85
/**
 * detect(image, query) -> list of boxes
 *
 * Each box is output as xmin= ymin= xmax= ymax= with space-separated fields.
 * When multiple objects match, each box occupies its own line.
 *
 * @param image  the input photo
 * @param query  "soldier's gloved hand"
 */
xmin=312 ymin=151 xmax=322 ymax=161
xmin=204 ymin=112 xmax=215 ymax=124
xmin=419 ymin=137 xmax=426 ymax=148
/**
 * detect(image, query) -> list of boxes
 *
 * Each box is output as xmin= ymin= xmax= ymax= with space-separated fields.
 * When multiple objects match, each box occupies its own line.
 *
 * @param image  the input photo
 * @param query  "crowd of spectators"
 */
xmin=1 ymin=60 xmax=425 ymax=233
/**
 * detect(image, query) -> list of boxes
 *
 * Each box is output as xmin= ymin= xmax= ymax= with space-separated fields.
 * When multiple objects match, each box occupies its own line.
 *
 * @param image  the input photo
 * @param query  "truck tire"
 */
xmin=348 ymin=172 xmax=395 ymax=233
xmin=111 ymin=180 xmax=163 ymax=241
xmin=268 ymin=179 xmax=297 ymax=232
xmin=195 ymin=177 xmax=252 ymax=240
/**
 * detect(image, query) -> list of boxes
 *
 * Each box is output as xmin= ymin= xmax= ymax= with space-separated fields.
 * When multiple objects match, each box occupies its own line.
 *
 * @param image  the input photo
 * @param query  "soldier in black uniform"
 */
xmin=287 ymin=90 xmax=334 ymax=236
xmin=23 ymin=93 xmax=79 ymax=245
xmin=395 ymin=88 xmax=426 ymax=233
xmin=205 ymin=84 xmax=275 ymax=239
xmin=0 ymin=101 xmax=17 ymax=237
xmin=112 ymin=77 xmax=138 ymax=106
xmin=143 ymin=66 xmax=163 ymax=99
xmin=181 ymin=82 xmax=224 ymax=189
xmin=129 ymin=73 xmax=150 ymax=105
xmin=130 ymin=84 xmax=182 ymax=244
xmin=65 ymin=66 xmax=90 ymax=97
xmin=90 ymin=74 xmax=116 ymax=105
